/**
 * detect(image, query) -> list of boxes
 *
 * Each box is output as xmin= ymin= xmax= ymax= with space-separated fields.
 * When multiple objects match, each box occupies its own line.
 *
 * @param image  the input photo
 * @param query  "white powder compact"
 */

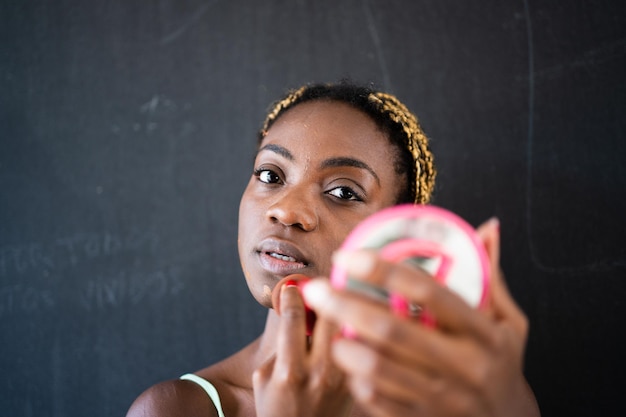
xmin=331 ymin=204 xmax=490 ymax=326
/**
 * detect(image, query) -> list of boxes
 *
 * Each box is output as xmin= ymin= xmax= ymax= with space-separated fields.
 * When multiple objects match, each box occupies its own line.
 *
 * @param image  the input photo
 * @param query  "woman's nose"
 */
xmin=266 ymin=188 xmax=318 ymax=232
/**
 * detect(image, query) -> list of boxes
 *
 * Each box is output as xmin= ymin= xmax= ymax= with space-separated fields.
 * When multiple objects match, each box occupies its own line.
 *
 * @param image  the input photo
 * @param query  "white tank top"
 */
xmin=180 ymin=373 xmax=226 ymax=417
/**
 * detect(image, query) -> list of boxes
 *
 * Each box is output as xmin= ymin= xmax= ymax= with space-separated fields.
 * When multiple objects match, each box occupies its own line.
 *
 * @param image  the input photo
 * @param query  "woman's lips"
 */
xmin=256 ymin=239 xmax=310 ymax=275
xmin=257 ymin=251 xmax=308 ymax=275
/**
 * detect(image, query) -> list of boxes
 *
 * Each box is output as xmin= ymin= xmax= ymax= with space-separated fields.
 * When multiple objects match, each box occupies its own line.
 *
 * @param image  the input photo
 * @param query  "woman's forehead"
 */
xmin=261 ymin=100 xmax=392 ymax=158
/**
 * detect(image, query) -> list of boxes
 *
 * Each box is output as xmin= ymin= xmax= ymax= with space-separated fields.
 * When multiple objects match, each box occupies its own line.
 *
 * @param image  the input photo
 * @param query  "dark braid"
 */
xmin=258 ymin=82 xmax=436 ymax=204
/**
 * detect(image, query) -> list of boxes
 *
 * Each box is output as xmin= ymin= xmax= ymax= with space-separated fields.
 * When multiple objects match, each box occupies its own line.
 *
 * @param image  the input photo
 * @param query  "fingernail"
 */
xmin=484 ymin=217 xmax=499 ymax=234
xmin=491 ymin=217 xmax=500 ymax=234
xmin=284 ymin=279 xmax=298 ymax=288
xmin=280 ymin=279 xmax=299 ymax=299
xmin=332 ymin=250 xmax=375 ymax=277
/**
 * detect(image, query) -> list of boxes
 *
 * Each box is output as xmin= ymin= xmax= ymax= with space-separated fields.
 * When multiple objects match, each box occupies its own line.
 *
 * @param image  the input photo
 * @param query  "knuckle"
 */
xmin=276 ymin=367 xmax=307 ymax=386
xmin=280 ymin=305 xmax=305 ymax=321
xmin=311 ymin=366 xmax=344 ymax=390
xmin=466 ymin=357 xmax=490 ymax=390
xmin=369 ymin=317 xmax=406 ymax=343
xmin=370 ymin=317 xmax=401 ymax=341
xmin=252 ymin=368 xmax=267 ymax=386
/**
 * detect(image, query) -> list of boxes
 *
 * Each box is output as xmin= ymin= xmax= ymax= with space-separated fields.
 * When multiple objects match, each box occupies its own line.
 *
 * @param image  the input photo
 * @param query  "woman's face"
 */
xmin=238 ymin=100 xmax=404 ymax=308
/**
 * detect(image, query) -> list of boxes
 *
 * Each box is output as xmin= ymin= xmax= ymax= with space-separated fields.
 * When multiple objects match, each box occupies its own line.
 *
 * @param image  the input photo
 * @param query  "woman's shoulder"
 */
xmin=126 ymin=377 xmax=220 ymax=417
xmin=126 ymin=338 xmax=260 ymax=417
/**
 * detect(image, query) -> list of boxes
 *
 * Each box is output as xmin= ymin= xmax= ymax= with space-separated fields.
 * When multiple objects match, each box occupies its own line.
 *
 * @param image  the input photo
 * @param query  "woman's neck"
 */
xmin=252 ymin=309 xmax=283 ymax=365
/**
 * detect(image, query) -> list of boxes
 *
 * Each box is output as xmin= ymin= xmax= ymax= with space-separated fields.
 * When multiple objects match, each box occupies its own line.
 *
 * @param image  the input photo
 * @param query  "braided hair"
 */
xmin=258 ymin=82 xmax=436 ymax=204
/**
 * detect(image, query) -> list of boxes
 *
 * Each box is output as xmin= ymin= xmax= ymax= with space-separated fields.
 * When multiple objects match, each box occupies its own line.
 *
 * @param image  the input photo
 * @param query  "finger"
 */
xmin=303 ymin=315 xmax=346 ymax=392
xmin=305 ymin=277 xmax=394 ymax=358
xmin=303 ymin=279 xmax=445 ymax=370
xmin=347 ymin=377 xmax=424 ymax=417
xmin=330 ymin=313 xmax=495 ymax=402
xmin=476 ymin=217 xmax=500 ymax=275
xmin=476 ymin=218 xmax=528 ymax=339
xmin=309 ymin=314 xmax=340 ymax=363
xmin=488 ymin=269 xmax=529 ymax=344
xmin=333 ymin=250 xmax=494 ymax=340
xmin=332 ymin=338 xmax=433 ymax=405
xmin=305 ymin=279 xmax=503 ymax=388
xmin=275 ymin=283 xmax=307 ymax=376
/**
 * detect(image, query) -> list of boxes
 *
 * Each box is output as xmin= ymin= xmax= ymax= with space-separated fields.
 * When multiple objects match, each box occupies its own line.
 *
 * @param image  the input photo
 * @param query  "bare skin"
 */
xmin=126 ymin=100 xmax=540 ymax=417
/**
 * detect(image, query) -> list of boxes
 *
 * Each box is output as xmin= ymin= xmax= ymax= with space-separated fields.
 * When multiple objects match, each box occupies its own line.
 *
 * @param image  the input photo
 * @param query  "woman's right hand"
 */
xmin=302 ymin=219 xmax=540 ymax=417
xmin=252 ymin=281 xmax=353 ymax=417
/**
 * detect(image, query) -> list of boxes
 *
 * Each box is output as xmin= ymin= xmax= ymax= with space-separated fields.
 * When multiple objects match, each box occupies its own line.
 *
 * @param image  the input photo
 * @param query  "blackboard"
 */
xmin=1 ymin=1 xmax=624 ymax=416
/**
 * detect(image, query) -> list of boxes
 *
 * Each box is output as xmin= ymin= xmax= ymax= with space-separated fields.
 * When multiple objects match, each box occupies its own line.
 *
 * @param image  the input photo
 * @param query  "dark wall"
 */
xmin=1 ymin=1 xmax=624 ymax=416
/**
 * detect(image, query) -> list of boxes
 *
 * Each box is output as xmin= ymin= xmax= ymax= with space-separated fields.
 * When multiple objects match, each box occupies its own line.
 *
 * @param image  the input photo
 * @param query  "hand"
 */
xmin=253 ymin=281 xmax=353 ymax=417
xmin=303 ymin=218 xmax=540 ymax=417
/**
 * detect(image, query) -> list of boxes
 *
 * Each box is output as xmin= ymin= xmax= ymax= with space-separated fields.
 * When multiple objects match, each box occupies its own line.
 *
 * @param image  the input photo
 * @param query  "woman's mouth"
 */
xmin=256 ymin=240 xmax=310 ymax=276
xmin=258 ymin=251 xmax=308 ymax=275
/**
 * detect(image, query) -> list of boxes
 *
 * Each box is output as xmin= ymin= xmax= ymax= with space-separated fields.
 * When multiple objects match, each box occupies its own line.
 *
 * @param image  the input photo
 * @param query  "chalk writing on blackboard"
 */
xmin=0 ymin=230 xmax=159 ymax=278
xmin=0 ymin=229 xmax=189 ymax=317
xmin=79 ymin=266 xmax=185 ymax=311
xmin=0 ymin=285 xmax=54 ymax=316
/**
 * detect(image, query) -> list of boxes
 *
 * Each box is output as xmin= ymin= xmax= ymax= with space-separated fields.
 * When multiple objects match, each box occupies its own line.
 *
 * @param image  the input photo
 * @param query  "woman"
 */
xmin=127 ymin=82 xmax=540 ymax=417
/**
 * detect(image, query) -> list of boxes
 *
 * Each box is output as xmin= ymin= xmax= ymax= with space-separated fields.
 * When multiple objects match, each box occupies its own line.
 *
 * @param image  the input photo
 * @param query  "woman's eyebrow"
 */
xmin=320 ymin=157 xmax=380 ymax=184
xmin=257 ymin=144 xmax=293 ymax=161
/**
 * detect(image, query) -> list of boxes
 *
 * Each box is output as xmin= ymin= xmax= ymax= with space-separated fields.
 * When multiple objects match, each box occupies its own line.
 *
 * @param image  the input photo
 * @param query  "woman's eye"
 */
xmin=255 ymin=169 xmax=281 ymax=184
xmin=326 ymin=186 xmax=362 ymax=201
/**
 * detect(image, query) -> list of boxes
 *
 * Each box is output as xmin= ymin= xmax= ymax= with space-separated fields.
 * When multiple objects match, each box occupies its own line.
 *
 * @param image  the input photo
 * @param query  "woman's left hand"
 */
xmin=253 ymin=281 xmax=353 ymax=417
xmin=302 ymin=218 xmax=540 ymax=417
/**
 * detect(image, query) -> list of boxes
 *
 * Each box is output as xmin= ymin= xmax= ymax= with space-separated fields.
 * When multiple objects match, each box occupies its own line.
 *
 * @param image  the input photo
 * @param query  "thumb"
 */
xmin=476 ymin=218 xmax=528 ymax=339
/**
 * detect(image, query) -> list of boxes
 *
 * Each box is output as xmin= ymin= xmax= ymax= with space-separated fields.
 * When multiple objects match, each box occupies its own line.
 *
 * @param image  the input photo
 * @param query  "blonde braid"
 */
xmin=368 ymin=92 xmax=436 ymax=204
xmin=260 ymin=86 xmax=308 ymax=138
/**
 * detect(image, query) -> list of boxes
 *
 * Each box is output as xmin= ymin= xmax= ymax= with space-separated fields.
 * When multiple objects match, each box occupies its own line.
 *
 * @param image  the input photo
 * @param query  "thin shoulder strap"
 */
xmin=180 ymin=373 xmax=226 ymax=417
